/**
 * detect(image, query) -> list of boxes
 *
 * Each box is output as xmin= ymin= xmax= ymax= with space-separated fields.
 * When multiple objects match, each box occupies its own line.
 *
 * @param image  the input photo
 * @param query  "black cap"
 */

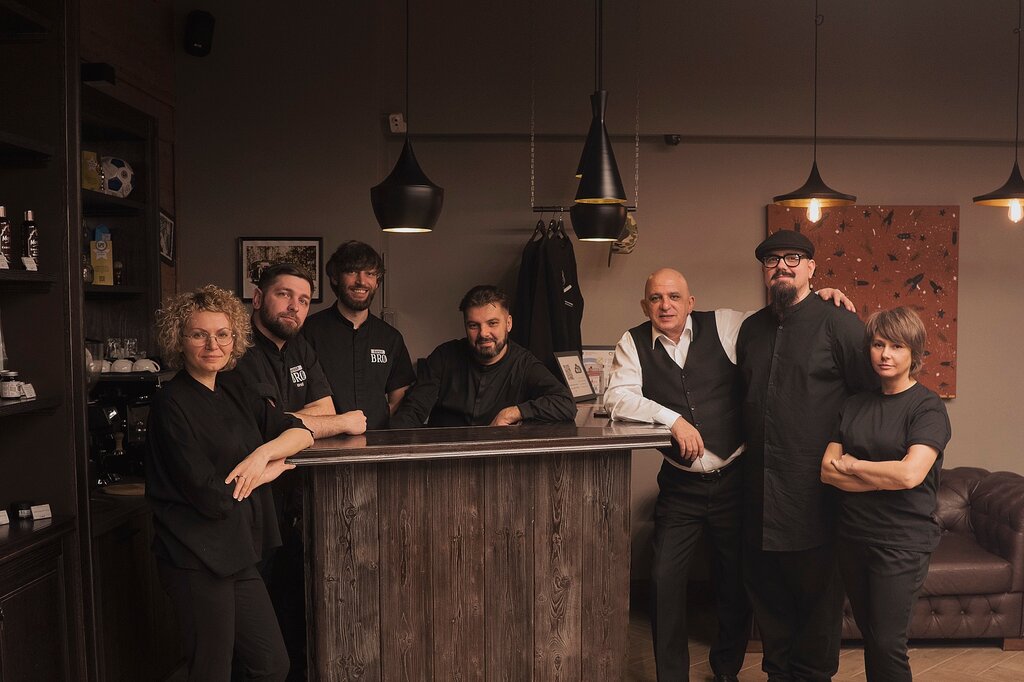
xmin=755 ymin=229 xmax=815 ymax=261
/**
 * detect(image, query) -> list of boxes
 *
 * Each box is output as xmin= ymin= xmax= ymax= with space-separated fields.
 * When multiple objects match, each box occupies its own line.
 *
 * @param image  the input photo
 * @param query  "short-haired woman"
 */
xmin=821 ymin=306 xmax=951 ymax=681
xmin=146 ymin=285 xmax=313 ymax=681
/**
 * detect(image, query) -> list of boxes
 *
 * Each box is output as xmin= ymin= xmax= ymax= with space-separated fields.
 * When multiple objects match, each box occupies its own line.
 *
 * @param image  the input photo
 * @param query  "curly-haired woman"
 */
xmin=146 ymin=285 xmax=313 ymax=681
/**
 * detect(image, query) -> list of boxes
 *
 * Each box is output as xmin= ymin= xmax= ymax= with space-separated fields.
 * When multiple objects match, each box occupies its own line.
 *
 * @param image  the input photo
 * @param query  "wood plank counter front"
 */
xmin=288 ymin=409 xmax=670 ymax=681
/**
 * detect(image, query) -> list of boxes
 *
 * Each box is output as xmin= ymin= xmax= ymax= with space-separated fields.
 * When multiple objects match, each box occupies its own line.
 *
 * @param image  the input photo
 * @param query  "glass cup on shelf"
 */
xmin=105 ymin=337 xmax=123 ymax=360
xmin=123 ymin=337 xmax=138 ymax=361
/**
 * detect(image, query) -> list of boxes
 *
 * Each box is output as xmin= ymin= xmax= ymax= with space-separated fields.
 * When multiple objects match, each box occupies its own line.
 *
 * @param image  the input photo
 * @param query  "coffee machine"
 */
xmin=87 ymin=375 xmax=162 ymax=487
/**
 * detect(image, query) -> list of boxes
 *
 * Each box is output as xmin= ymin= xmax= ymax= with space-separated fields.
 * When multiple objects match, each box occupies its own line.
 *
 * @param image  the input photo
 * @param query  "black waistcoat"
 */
xmin=628 ymin=313 xmax=743 ymax=466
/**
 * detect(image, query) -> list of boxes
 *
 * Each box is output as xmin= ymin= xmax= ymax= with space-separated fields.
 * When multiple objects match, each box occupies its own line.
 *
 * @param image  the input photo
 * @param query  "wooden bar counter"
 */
xmin=288 ymin=407 xmax=670 ymax=681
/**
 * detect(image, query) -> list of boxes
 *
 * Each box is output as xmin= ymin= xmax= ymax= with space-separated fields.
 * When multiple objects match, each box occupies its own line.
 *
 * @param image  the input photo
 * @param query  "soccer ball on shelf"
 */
xmin=100 ymin=156 xmax=134 ymax=198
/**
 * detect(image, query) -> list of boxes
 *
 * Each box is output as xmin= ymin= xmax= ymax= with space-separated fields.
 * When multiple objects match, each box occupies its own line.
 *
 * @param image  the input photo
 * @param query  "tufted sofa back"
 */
xmin=934 ymin=467 xmax=989 ymax=533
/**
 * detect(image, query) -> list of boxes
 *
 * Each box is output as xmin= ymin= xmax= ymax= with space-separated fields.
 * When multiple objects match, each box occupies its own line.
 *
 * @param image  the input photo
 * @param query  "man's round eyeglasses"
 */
xmin=184 ymin=330 xmax=236 ymax=347
xmin=761 ymin=253 xmax=806 ymax=268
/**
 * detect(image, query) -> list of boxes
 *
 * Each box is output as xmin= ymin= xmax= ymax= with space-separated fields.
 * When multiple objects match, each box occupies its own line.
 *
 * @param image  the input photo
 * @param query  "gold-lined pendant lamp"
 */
xmin=974 ymin=0 xmax=1024 ymax=223
xmin=773 ymin=0 xmax=855 ymax=223
xmin=571 ymin=0 xmax=628 ymax=241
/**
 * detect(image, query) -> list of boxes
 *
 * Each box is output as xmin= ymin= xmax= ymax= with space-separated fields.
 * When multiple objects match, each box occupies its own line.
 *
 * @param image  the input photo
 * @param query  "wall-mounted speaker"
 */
xmin=183 ymin=10 xmax=215 ymax=57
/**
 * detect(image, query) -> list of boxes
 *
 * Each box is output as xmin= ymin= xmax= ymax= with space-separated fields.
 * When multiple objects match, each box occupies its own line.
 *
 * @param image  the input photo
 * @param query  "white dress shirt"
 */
xmin=604 ymin=309 xmax=749 ymax=472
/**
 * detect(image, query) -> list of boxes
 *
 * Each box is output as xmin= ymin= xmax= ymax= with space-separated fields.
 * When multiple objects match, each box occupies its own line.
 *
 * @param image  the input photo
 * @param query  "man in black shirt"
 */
xmin=235 ymin=263 xmax=367 ymax=437
xmin=303 ymin=241 xmax=416 ymax=430
xmin=736 ymin=230 xmax=878 ymax=682
xmin=233 ymin=263 xmax=366 ymax=681
xmin=390 ymin=285 xmax=576 ymax=428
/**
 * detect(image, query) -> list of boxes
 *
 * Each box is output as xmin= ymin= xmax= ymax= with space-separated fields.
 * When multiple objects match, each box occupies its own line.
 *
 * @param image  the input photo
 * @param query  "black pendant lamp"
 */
xmin=974 ymin=0 xmax=1024 ymax=223
xmin=773 ymin=0 xmax=855 ymax=223
xmin=371 ymin=0 xmax=443 ymax=233
xmin=571 ymin=0 xmax=628 ymax=242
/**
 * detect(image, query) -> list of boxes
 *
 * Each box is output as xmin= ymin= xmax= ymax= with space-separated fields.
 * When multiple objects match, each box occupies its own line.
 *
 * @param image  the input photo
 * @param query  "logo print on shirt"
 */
xmin=370 ymin=348 xmax=388 ymax=364
xmin=289 ymin=364 xmax=307 ymax=386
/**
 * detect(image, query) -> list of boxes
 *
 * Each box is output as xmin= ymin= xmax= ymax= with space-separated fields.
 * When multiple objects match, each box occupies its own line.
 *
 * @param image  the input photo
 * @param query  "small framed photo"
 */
xmin=582 ymin=345 xmax=616 ymax=395
xmin=237 ymin=237 xmax=324 ymax=303
xmin=159 ymin=211 xmax=175 ymax=265
xmin=554 ymin=350 xmax=596 ymax=402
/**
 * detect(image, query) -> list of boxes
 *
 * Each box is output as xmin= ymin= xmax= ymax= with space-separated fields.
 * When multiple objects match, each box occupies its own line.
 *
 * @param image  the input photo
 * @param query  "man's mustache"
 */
xmin=771 ymin=271 xmax=795 ymax=280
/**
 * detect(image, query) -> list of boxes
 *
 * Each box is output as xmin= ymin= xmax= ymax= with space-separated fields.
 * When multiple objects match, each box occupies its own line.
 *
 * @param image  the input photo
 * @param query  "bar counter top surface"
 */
xmin=288 ymin=406 xmax=672 ymax=465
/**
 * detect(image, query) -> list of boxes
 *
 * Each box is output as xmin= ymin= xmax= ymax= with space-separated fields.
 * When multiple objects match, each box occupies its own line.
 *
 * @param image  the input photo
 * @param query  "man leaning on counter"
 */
xmin=390 ymin=284 xmax=576 ymax=428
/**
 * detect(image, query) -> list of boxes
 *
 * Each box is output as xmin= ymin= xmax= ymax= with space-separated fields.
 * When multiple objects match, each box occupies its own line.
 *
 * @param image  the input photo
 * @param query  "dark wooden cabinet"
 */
xmin=90 ymin=497 xmax=181 ymax=682
xmin=0 ymin=0 xmax=89 ymax=678
xmin=0 ymin=519 xmax=79 ymax=682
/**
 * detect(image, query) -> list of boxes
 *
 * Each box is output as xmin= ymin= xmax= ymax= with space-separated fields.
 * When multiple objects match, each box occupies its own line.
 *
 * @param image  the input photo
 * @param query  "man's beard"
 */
xmin=259 ymin=308 xmax=301 ymax=340
xmin=769 ymin=275 xmax=798 ymax=319
xmin=472 ymin=336 xmax=507 ymax=361
xmin=340 ymin=286 xmax=375 ymax=311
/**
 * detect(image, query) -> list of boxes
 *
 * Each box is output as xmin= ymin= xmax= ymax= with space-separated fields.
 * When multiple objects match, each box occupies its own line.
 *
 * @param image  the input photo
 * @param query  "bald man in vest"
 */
xmin=605 ymin=268 xmax=852 ymax=682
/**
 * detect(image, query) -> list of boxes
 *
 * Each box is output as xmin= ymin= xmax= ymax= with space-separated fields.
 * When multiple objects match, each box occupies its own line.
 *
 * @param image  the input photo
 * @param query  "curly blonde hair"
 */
xmin=156 ymin=285 xmax=253 ymax=370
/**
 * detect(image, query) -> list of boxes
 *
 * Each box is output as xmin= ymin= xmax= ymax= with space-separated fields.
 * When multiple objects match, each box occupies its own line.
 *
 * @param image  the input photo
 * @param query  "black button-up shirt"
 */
xmin=736 ymin=294 xmax=878 ymax=551
xmin=302 ymin=306 xmax=415 ymax=430
xmin=234 ymin=325 xmax=332 ymax=412
xmin=390 ymin=339 xmax=577 ymax=428
xmin=145 ymin=370 xmax=305 ymax=577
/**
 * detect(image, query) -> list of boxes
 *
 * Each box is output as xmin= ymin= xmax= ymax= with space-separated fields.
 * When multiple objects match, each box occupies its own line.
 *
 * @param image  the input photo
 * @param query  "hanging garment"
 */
xmin=512 ymin=218 xmax=584 ymax=377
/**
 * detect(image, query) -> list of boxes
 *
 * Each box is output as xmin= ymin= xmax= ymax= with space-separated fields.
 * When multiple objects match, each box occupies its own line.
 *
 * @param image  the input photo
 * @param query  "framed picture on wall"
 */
xmin=237 ymin=236 xmax=323 ymax=303
xmin=159 ymin=211 xmax=175 ymax=265
xmin=554 ymin=350 xmax=596 ymax=402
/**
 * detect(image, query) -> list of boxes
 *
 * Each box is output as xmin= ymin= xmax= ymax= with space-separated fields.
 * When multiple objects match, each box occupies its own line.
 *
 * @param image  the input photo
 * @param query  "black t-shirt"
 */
xmin=389 ymin=339 xmax=577 ymax=428
xmin=233 ymin=324 xmax=333 ymax=412
xmin=833 ymin=382 xmax=951 ymax=552
xmin=145 ymin=370 xmax=306 ymax=577
xmin=302 ymin=306 xmax=416 ymax=430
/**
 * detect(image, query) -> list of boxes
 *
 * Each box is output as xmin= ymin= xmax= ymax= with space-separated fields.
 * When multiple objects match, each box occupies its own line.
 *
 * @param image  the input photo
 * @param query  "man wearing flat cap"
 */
xmin=736 ymin=229 xmax=877 ymax=682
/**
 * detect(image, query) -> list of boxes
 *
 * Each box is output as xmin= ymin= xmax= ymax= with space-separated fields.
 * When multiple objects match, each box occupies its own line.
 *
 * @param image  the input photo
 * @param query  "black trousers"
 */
xmin=158 ymin=562 xmax=289 ymax=682
xmin=650 ymin=461 xmax=750 ymax=681
xmin=744 ymin=543 xmax=843 ymax=682
xmin=267 ymin=475 xmax=307 ymax=682
xmin=838 ymin=540 xmax=931 ymax=682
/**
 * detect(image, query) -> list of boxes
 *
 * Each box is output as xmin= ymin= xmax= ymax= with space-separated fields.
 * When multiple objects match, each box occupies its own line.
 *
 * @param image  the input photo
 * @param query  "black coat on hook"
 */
xmin=512 ymin=218 xmax=585 ymax=377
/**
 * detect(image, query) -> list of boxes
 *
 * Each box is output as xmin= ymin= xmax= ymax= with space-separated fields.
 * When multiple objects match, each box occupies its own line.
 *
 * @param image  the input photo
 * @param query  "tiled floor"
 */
xmin=626 ymin=605 xmax=1024 ymax=681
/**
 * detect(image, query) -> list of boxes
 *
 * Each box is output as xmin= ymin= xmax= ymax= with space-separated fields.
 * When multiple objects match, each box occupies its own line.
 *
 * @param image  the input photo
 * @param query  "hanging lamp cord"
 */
xmin=405 ymin=0 xmax=411 ymax=135
xmin=529 ymin=0 xmax=536 ymax=209
xmin=813 ymin=0 xmax=822 ymax=164
xmin=1015 ymin=0 xmax=1021 ymax=163
xmin=595 ymin=0 xmax=603 ymax=91
xmin=633 ymin=0 xmax=641 ymax=210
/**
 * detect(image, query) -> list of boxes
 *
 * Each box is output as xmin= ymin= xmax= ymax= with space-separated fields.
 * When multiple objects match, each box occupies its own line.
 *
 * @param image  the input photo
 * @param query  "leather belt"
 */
xmin=679 ymin=461 xmax=737 ymax=481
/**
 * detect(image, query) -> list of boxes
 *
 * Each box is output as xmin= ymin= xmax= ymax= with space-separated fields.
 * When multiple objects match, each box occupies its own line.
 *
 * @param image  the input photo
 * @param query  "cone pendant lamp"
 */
xmin=773 ymin=0 xmax=855 ymax=223
xmin=570 ymin=0 xmax=628 ymax=242
xmin=973 ymin=0 xmax=1024 ymax=223
xmin=371 ymin=0 xmax=443 ymax=233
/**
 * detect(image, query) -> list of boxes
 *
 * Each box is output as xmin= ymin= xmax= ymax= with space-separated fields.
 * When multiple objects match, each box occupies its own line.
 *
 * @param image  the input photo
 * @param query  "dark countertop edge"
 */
xmin=89 ymin=492 xmax=148 ymax=538
xmin=288 ymin=434 xmax=671 ymax=466
xmin=0 ymin=515 xmax=75 ymax=563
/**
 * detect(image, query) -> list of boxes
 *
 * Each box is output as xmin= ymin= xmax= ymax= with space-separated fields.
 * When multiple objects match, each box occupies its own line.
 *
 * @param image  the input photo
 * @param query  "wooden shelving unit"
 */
xmin=0 ymin=129 xmax=53 ymax=162
xmin=0 ymin=0 xmax=51 ymax=42
xmin=0 ymin=0 xmax=88 ymax=677
xmin=0 ymin=394 xmax=61 ymax=417
xmin=81 ymin=86 xmax=161 ymax=356
xmin=81 ymin=188 xmax=145 ymax=216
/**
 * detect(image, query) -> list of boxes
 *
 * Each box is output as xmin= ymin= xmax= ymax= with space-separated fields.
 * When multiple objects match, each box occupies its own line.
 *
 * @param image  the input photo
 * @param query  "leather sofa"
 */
xmin=840 ymin=467 xmax=1024 ymax=650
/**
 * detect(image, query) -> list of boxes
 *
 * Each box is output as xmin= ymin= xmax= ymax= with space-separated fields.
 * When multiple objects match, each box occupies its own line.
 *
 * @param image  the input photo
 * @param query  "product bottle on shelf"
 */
xmin=82 ymin=254 xmax=94 ymax=283
xmin=0 ymin=206 xmax=12 ymax=268
xmin=22 ymin=210 xmax=39 ymax=266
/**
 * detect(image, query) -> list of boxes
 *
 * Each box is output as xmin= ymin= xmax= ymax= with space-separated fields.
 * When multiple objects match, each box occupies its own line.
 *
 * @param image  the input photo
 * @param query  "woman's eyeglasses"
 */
xmin=183 ymin=329 xmax=236 ymax=347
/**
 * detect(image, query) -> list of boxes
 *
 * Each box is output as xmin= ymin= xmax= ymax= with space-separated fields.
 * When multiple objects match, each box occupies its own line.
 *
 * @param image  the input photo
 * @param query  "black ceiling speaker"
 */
xmin=184 ymin=11 xmax=215 ymax=57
